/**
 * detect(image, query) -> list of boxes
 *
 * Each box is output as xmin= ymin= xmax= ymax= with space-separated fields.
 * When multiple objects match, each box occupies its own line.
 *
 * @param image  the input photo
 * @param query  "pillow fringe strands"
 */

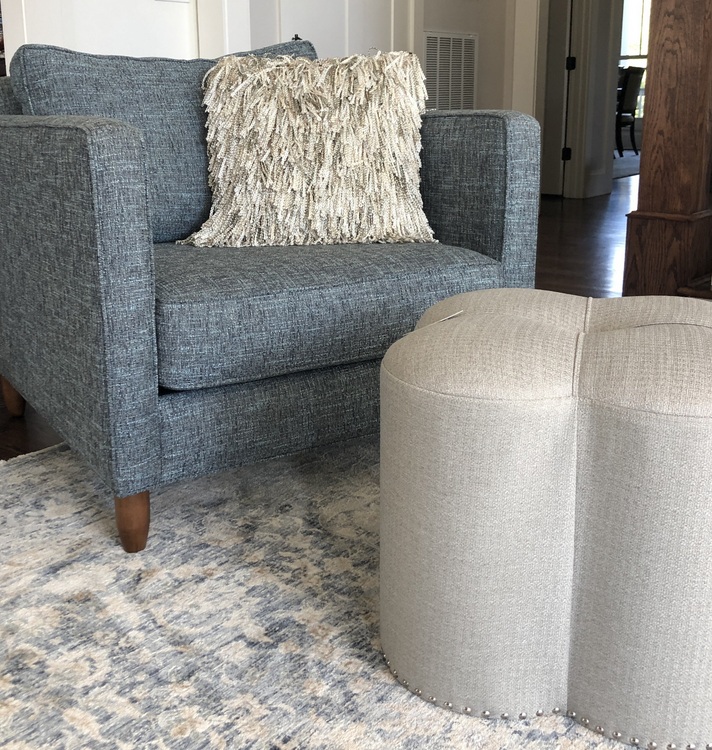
xmin=181 ymin=51 xmax=436 ymax=248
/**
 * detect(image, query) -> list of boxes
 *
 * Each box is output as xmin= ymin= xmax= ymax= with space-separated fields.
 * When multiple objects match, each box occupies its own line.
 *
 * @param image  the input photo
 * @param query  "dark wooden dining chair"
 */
xmin=616 ymin=66 xmax=645 ymax=157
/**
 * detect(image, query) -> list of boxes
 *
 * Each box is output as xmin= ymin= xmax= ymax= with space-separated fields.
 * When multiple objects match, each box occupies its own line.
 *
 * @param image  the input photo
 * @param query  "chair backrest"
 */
xmin=0 ymin=76 xmax=21 ymax=114
xmin=9 ymin=42 xmax=317 ymax=243
xmin=618 ymin=66 xmax=645 ymax=116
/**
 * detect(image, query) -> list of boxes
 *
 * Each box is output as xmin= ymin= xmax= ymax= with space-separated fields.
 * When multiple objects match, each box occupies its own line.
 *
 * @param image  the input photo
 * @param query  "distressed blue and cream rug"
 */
xmin=1 ymin=438 xmax=621 ymax=749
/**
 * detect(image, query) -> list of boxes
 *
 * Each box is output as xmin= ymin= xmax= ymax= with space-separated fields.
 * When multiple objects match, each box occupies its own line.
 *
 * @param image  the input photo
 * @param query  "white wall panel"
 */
xmin=250 ymin=0 xmax=280 ymax=49
xmin=280 ymin=0 xmax=346 ymax=57
xmin=4 ymin=0 xmax=199 ymax=63
xmin=348 ymin=0 xmax=392 ymax=55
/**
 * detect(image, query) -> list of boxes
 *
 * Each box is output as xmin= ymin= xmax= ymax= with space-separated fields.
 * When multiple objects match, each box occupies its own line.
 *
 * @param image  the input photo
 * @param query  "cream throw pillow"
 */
xmin=181 ymin=51 xmax=436 ymax=248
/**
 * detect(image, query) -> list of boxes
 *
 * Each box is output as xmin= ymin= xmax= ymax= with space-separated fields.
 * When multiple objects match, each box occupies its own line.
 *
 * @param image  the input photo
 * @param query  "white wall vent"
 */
xmin=423 ymin=32 xmax=478 ymax=110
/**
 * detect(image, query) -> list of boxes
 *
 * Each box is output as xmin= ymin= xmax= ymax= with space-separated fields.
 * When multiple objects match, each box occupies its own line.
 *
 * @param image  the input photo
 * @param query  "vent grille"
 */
xmin=424 ymin=32 xmax=478 ymax=110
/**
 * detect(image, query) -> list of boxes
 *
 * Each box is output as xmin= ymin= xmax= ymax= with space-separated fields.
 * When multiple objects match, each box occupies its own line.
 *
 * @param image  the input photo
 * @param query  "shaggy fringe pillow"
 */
xmin=181 ymin=51 xmax=436 ymax=248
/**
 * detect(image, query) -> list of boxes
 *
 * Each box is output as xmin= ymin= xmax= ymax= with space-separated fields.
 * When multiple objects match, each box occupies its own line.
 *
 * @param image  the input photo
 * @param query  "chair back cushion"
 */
xmin=0 ymin=77 xmax=21 ymax=114
xmin=10 ymin=41 xmax=317 ymax=242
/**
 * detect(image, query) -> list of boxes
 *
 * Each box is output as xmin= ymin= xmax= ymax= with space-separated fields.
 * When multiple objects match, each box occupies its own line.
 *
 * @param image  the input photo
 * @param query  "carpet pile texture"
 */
xmin=1 ymin=438 xmax=622 ymax=748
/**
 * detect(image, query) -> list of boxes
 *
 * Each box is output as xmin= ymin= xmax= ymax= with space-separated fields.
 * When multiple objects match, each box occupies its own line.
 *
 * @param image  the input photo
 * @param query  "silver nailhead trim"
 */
xmin=380 ymin=655 xmax=709 ymax=750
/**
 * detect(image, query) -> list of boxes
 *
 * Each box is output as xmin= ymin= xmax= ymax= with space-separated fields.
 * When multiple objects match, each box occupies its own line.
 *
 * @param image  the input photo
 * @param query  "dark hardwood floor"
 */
xmin=0 ymin=175 xmax=639 ymax=461
xmin=536 ymin=174 xmax=637 ymax=298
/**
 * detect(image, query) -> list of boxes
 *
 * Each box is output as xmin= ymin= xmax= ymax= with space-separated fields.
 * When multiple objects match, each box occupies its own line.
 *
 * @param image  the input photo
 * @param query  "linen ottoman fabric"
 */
xmin=9 ymin=41 xmax=317 ymax=242
xmin=182 ymin=52 xmax=435 ymax=248
xmin=379 ymin=288 xmax=712 ymax=750
xmin=154 ymin=241 xmax=501 ymax=390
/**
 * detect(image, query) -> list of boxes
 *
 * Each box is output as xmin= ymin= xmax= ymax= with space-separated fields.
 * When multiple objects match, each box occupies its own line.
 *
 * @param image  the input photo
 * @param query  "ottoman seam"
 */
xmin=381 ymin=367 xmax=575 ymax=401
xmin=579 ymin=396 xmax=712 ymax=419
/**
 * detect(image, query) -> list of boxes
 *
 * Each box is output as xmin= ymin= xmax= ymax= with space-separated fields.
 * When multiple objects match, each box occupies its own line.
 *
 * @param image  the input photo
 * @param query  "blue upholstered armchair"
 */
xmin=0 ymin=43 xmax=541 ymax=552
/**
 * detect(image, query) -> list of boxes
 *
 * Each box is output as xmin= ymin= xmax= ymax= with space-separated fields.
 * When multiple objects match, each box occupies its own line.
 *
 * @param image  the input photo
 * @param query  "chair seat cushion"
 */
xmin=154 ymin=242 xmax=502 ymax=390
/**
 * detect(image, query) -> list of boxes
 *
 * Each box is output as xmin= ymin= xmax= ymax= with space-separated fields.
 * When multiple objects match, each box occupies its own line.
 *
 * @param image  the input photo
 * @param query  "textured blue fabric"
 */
xmin=154 ymin=242 xmax=501 ymax=390
xmin=0 ymin=78 xmax=21 ymax=114
xmin=0 ymin=115 xmax=160 ymax=497
xmin=158 ymin=360 xmax=380 ymax=486
xmin=9 ymin=41 xmax=317 ymax=242
xmin=0 ymin=101 xmax=540 ymax=502
xmin=421 ymin=110 xmax=540 ymax=288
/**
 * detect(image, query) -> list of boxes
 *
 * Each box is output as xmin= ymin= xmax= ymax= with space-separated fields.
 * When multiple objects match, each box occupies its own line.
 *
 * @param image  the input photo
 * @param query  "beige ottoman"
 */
xmin=379 ymin=288 xmax=712 ymax=750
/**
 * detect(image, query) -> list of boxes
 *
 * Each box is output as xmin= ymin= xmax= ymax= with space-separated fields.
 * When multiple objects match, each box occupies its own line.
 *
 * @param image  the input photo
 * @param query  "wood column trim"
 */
xmin=623 ymin=0 xmax=712 ymax=296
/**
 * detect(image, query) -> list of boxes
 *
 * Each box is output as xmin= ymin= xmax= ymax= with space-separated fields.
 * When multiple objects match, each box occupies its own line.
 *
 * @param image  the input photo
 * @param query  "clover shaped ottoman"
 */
xmin=379 ymin=288 xmax=712 ymax=750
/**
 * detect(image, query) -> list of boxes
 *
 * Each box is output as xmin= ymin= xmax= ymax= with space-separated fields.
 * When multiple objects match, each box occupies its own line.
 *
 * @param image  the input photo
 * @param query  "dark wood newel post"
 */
xmin=623 ymin=0 xmax=712 ymax=296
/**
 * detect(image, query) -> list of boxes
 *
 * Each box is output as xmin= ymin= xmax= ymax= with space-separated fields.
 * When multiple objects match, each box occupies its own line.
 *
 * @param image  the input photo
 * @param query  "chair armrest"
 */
xmin=420 ymin=110 xmax=541 ymax=288
xmin=0 ymin=115 xmax=160 ymax=496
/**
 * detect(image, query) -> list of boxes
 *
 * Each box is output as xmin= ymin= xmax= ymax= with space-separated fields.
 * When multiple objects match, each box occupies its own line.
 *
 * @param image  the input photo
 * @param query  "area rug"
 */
xmin=0 ymin=438 xmax=622 ymax=749
xmin=612 ymin=152 xmax=640 ymax=179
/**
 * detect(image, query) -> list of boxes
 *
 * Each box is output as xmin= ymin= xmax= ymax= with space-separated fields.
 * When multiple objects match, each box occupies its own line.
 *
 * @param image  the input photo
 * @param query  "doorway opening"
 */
xmin=613 ymin=0 xmax=651 ymax=178
xmin=0 ymin=1 xmax=6 ymax=77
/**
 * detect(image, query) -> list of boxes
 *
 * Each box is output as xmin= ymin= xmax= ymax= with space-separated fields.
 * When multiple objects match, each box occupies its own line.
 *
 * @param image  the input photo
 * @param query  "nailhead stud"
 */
xmin=463 ymin=707 xmax=472 ymax=715
xmin=482 ymin=710 xmax=491 ymax=718
xmin=687 ymin=745 xmax=697 ymax=750
xmin=630 ymin=740 xmax=640 ymax=747
xmin=667 ymin=744 xmax=677 ymax=750
xmin=444 ymin=702 xmax=453 ymax=709
xmin=568 ymin=711 xmax=577 ymax=718
xmin=519 ymin=713 xmax=527 ymax=720
xmin=428 ymin=696 xmax=436 ymax=703
xmin=595 ymin=726 xmax=605 ymax=735
xmin=612 ymin=732 xmax=622 ymax=740
xmin=581 ymin=719 xmax=590 ymax=727
xmin=536 ymin=710 xmax=544 ymax=717
xmin=648 ymin=743 xmax=658 ymax=750
xmin=415 ymin=689 xmax=422 ymax=696
xmin=501 ymin=713 xmax=509 ymax=720
xmin=553 ymin=707 xmax=561 ymax=714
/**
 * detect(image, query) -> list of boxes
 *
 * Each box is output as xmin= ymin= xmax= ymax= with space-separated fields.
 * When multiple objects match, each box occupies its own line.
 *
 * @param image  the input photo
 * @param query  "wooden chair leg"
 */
xmin=615 ymin=119 xmax=625 ymax=158
xmin=1 ymin=376 xmax=26 ymax=417
xmin=630 ymin=120 xmax=639 ymax=155
xmin=114 ymin=492 xmax=150 ymax=553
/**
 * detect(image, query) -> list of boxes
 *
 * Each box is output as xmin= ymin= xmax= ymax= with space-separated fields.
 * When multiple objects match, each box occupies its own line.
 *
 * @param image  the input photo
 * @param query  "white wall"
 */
xmin=247 ymin=0 xmax=414 ymax=59
xmin=3 ymin=0 xmax=199 ymax=65
xmin=424 ymin=0 xmax=476 ymax=33
xmin=2 ymin=0 xmax=542 ymax=121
